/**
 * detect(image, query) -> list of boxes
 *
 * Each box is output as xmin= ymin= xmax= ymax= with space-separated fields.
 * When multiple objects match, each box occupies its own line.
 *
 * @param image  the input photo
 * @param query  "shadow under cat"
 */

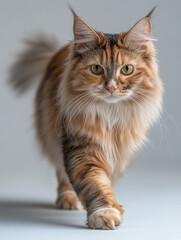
xmin=0 ymin=200 xmax=87 ymax=229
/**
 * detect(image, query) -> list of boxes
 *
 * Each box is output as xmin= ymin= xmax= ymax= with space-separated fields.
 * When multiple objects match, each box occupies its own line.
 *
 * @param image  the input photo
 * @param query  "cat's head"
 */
xmin=67 ymin=7 xmax=159 ymax=105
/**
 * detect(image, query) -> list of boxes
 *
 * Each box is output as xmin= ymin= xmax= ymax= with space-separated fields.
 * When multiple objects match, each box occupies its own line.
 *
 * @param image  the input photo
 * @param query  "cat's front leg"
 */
xmin=63 ymin=137 xmax=123 ymax=230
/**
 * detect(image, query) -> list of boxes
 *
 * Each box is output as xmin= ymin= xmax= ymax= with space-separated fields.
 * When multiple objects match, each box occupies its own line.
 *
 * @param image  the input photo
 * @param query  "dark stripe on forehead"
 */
xmin=103 ymin=34 xmax=120 ymax=67
xmin=104 ymin=33 xmax=120 ymax=47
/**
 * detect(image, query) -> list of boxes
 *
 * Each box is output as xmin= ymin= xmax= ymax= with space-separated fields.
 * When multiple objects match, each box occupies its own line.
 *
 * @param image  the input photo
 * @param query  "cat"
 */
xmin=9 ymin=6 xmax=163 ymax=230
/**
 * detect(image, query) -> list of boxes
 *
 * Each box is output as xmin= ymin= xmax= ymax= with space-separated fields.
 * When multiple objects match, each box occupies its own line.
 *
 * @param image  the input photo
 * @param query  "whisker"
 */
xmin=162 ymin=107 xmax=181 ymax=137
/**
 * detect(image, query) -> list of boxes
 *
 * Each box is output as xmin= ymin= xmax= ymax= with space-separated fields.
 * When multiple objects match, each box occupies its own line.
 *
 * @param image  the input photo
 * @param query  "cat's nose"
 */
xmin=106 ymin=85 xmax=117 ymax=93
xmin=106 ymin=80 xmax=118 ymax=93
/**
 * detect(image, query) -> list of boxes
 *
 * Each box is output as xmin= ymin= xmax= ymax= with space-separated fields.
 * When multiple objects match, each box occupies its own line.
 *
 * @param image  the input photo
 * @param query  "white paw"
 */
xmin=87 ymin=207 xmax=123 ymax=230
xmin=56 ymin=190 xmax=83 ymax=210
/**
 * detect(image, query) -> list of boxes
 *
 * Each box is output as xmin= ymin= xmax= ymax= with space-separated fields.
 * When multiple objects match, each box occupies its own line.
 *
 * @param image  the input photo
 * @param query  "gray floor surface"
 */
xmin=0 ymin=163 xmax=180 ymax=240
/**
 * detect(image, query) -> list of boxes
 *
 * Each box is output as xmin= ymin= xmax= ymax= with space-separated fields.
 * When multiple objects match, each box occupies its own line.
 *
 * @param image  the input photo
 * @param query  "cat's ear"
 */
xmin=70 ymin=7 xmax=100 ymax=53
xmin=123 ymin=7 xmax=156 ymax=52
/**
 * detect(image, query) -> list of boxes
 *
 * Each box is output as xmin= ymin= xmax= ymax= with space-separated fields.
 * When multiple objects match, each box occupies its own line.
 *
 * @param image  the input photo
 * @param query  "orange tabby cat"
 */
xmin=9 ymin=7 xmax=163 ymax=229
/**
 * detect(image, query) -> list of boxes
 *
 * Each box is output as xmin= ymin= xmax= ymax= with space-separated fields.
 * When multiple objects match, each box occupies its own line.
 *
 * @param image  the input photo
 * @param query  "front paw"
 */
xmin=87 ymin=207 xmax=123 ymax=230
xmin=56 ymin=190 xmax=83 ymax=210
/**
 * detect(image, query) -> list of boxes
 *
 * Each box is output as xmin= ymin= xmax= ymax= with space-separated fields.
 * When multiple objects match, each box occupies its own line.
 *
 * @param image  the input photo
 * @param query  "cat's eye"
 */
xmin=121 ymin=65 xmax=134 ymax=75
xmin=91 ymin=64 xmax=104 ymax=75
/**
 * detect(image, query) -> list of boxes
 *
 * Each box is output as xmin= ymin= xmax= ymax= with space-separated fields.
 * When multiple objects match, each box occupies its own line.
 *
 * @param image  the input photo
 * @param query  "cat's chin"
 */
xmin=102 ymin=95 xmax=130 ymax=104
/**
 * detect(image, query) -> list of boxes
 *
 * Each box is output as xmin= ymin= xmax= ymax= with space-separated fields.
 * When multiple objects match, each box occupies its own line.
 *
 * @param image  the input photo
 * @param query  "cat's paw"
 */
xmin=87 ymin=207 xmax=123 ymax=230
xmin=56 ymin=190 xmax=83 ymax=210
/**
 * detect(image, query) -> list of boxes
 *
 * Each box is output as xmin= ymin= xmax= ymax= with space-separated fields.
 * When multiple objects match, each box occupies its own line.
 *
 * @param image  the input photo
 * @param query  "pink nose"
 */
xmin=106 ymin=85 xmax=117 ymax=94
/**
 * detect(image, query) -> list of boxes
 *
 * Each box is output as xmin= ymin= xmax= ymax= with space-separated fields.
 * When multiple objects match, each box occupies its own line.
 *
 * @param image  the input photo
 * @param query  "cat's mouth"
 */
xmin=103 ymin=95 xmax=121 ymax=103
xmin=103 ymin=91 xmax=132 ymax=103
xmin=105 ymin=89 xmax=133 ymax=102
xmin=93 ymin=88 xmax=133 ymax=103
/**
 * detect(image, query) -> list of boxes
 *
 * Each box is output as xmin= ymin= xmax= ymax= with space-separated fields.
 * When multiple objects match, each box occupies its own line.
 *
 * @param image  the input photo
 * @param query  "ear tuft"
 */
xmin=68 ymin=4 xmax=78 ymax=18
xmin=146 ymin=5 xmax=157 ymax=18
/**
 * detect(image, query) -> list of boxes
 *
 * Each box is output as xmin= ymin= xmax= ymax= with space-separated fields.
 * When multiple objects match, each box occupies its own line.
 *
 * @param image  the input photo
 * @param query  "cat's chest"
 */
xmin=100 ymin=125 xmax=145 ymax=178
xmin=74 ymin=115 xmax=146 ymax=175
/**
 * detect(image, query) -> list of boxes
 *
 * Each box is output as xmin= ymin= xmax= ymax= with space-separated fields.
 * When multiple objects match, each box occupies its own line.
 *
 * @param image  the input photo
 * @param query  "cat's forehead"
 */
xmin=82 ymin=32 xmax=141 ymax=67
xmin=85 ymin=34 xmax=138 ymax=67
xmin=103 ymin=33 xmax=120 ymax=46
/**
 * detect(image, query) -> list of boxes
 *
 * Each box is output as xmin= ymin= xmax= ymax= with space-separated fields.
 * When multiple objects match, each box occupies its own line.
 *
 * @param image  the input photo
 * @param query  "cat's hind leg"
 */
xmin=56 ymin=169 xmax=83 ymax=210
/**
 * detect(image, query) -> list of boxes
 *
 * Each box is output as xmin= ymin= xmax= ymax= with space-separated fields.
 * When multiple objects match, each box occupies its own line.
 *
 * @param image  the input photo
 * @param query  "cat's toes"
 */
xmin=87 ymin=207 xmax=123 ymax=230
xmin=56 ymin=191 xmax=83 ymax=210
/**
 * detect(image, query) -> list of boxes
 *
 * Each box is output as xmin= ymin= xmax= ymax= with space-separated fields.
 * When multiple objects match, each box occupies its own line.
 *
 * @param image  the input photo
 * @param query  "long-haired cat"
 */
xmin=9 ymin=7 xmax=163 ymax=229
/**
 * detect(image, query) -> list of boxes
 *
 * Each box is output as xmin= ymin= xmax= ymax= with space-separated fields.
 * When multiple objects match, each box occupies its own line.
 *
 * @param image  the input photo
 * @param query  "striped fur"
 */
xmin=9 ymin=8 xmax=163 ymax=230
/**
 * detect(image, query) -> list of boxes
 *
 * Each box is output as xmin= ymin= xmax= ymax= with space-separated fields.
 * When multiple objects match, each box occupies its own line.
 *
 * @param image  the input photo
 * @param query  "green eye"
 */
xmin=121 ymin=65 xmax=134 ymax=75
xmin=91 ymin=64 xmax=104 ymax=75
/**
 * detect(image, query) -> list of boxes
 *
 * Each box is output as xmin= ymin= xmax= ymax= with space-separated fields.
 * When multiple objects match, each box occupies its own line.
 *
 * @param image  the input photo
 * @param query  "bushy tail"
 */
xmin=9 ymin=33 xmax=59 ymax=93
